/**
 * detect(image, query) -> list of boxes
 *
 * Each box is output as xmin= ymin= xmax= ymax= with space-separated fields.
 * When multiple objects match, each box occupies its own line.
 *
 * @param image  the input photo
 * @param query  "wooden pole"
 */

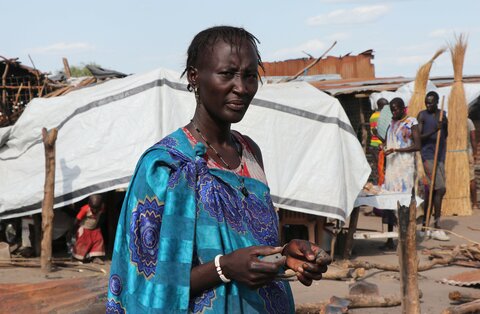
xmin=40 ymin=127 xmax=58 ymax=273
xmin=62 ymin=57 xmax=71 ymax=79
xmin=425 ymin=96 xmax=446 ymax=228
xmin=2 ymin=62 xmax=9 ymax=105
xmin=343 ymin=207 xmax=360 ymax=259
xmin=14 ymin=83 xmax=24 ymax=107
xmin=397 ymin=189 xmax=420 ymax=314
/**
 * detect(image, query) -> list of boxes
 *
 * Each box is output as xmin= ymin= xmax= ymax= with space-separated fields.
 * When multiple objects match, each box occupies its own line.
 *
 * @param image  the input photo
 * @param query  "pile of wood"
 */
xmin=444 ymin=291 xmax=480 ymax=314
xmin=422 ymin=243 xmax=480 ymax=268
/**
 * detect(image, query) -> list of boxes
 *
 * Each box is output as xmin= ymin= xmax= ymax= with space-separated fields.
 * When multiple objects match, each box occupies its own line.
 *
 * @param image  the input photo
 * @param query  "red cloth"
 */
xmin=377 ymin=149 xmax=385 ymax=186
xmin=76 ymin=204 xmax=90 ymax=220
xmin=73 ymin=228 xmax=105 ymax=260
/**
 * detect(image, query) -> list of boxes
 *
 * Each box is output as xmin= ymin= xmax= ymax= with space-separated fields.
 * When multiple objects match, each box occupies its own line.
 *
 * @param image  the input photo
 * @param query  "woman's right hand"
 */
xmin=221 ymin=246 xmax=285 ymax=289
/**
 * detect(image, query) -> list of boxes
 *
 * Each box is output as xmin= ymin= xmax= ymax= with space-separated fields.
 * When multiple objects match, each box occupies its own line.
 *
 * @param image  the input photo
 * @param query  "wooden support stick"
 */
xmin=40 ymin=127 xmax=58 ymax=273
xmin=2 ymin=62 xmax=9 ymax=105
xmin=425 ymin=96 xmax=446 ymax=228
xmin=343 ymin=207 xmax=360 ymax=259
xmin=63 ymin=57 xmax=71 ymax=79
xmin=28 ymin=81 xmax=33 ymax=100
xmin=14 ymin=83 xmax=23 ymax=106
xmin=397 ymin=190 xmax=420 ymax=314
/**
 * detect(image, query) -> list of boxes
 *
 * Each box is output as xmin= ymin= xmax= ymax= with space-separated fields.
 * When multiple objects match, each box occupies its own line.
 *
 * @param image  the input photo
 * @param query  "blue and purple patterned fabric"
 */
xmin=107 ymin=129 xmax=294 ymax=313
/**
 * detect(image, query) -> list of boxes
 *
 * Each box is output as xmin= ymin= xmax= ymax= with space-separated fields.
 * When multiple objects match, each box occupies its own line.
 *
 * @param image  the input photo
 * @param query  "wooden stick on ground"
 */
xmin=322 ymin=266 xmax=365 ymax=280
xmin=449 ymin=290 xmax=480 ymax=303
xmin=40 ymin=127 xmax=58 ymax=273
xmin=442 ymin=299 xmax=480 ymax=314
xmin=295 ymin=294 xmax=402 ymax=313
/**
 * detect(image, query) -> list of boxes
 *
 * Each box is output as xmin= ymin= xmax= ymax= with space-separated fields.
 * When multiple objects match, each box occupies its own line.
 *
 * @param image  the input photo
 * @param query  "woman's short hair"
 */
xmin=181 ymin=25 xmax=264 ymax=78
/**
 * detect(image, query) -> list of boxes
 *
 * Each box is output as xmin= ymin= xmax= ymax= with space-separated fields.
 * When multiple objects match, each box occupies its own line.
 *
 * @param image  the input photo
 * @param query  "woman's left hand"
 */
xmin=384 ymin=148 xmax=395 ymax=156
xmin=282 ymin=239 xmax=331 ymax=286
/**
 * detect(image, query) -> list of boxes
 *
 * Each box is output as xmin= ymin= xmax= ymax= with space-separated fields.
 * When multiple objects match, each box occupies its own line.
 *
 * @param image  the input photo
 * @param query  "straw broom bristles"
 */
xmin=408 ymin=48 xmax=446 ymax=193
xmin=408 ymin=48 xmax=446 ymax=117
xmin=442 ymin=34 xmax=472 ymax=216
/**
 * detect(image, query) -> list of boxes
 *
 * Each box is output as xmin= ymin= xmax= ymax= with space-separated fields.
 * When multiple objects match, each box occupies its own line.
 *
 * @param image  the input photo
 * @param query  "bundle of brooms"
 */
xmin=408 ymin=48 xmax=446 ymax=194
xmin=442 ymin=34 xmax=472 ymax=216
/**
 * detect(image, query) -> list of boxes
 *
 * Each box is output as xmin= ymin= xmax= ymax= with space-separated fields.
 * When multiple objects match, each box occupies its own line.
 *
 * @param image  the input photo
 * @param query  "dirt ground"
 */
xmin=290 ymin=207 xmax=480 ymax=313
xmin=0 ymin=208 xmax=479 ymax=313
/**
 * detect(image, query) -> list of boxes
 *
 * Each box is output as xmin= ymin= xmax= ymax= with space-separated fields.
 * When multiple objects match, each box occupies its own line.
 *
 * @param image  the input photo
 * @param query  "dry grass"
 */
xmin=442 ymin=34 xmax=472 ymax=216
xmin=408 ymin=48 xmax=446 ymax=118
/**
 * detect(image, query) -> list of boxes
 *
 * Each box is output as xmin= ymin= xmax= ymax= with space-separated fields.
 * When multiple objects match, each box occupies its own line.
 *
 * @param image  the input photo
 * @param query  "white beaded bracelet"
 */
xmin=214 ymin=254 xmax=231 ymax=283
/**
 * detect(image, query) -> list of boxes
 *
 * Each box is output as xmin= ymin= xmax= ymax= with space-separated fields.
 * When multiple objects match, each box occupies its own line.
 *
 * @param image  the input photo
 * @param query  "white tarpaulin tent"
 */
xmin=0 ymin=68 xmax=370 ymax=221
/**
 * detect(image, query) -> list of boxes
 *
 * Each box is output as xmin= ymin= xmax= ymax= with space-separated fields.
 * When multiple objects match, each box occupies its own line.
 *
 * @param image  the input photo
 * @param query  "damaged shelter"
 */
xmin=0 ymin=57 xmax=59 ymax=127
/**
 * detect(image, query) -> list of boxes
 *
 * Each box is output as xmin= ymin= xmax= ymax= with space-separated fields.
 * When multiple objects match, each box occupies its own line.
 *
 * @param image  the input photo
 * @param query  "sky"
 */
xmin=2 ymin=0 xmax=480 ymax=79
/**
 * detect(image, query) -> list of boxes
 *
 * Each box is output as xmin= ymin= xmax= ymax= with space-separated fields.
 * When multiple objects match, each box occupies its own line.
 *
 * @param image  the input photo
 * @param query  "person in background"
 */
xmin=72 ymin=194 xmax=105 ymax=264
xmin=468 ymin=118 xmax=478 ymax=210
xmin=417 ymin=91 xmax=450 ymax=241
xmin=107 ymin=26 xmax=331 ymax=313
xmin=381 ymin=97 xmax=421 ymax=250
xmin=369 ymin=98 xmax=388 ymax=185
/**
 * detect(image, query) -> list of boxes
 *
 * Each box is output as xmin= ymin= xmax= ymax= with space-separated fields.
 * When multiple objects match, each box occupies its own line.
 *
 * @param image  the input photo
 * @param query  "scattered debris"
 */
xmin=295 ymin=294 xmax=403 ymax=313
xmin=449 ymin=290 xmax=480 ymax=303
xmin=442 ymin=269 xmax=480 ymax=287
xmin=442 ymin=299 xmax=480 ymax=314
xmin=348 ymin=281 xmax=379 ymax=296
xmin=0 ymin=257 xmax=106 ymax=274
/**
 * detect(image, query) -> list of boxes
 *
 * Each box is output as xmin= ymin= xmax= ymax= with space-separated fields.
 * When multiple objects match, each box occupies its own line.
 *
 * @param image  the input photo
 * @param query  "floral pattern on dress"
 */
xmin=259 ymin=282 xmax=290 ymax=314
xmin=189 ymin=289 xmax=216 ymax=313
xmin=105 ymin=299 xmax=126 ymax=314
xmin=129 ymin=196 xmax=164 ymax=279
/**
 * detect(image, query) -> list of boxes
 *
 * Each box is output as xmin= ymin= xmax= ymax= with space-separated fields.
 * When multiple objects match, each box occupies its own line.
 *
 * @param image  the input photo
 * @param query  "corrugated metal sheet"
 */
xmin=261 ymin=50 xmax=375 ymax=79
xmin=442 ymin=269 xmax=480 ymax=287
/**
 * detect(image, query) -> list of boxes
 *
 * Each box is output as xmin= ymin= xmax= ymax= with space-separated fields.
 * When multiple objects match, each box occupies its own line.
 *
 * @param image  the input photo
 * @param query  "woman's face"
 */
xmin=390 ymin=103 xmax=405 ymax=121
xmin=189 ymin=39 xmax=259 ymax=124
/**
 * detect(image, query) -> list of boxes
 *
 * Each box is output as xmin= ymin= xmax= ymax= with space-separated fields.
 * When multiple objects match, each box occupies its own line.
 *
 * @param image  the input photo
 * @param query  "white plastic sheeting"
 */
xmin=0 ymin=68 xmax=370 ymax=221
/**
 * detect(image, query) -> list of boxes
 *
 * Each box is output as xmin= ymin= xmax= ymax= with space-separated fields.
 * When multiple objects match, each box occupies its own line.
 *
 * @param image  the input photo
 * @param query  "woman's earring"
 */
xmin=187 ymin=84 xmax=193 ymax=92
xmin=193 ymin=86 xmax=201 ymax=105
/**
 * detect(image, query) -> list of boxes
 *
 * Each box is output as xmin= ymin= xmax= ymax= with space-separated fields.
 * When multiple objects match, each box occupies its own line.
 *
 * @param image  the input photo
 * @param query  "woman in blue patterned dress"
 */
xmin=107 ymin=26 xmax=331 ymax=313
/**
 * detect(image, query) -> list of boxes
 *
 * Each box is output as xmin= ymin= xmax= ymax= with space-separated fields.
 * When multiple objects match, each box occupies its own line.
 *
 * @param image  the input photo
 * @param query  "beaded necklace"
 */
xmin=190 ymin=119 xmax=249 ymax=197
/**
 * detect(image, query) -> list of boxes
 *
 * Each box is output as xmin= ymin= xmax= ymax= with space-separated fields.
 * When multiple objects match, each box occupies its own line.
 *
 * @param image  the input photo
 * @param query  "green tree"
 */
xmin=58 ymin=62 xmax=100 ymax=77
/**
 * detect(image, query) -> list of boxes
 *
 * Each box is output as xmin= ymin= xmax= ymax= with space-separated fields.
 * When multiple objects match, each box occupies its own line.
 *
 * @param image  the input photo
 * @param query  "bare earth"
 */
xmin=1 ymin=209 xmax=479 ymax=313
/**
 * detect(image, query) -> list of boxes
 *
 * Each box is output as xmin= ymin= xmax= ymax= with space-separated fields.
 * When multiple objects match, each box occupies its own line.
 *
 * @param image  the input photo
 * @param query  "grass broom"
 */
xmin=442 ymin=34 xmax=472 ymax=216
xmin=408 ymin=47 xmax=446 ymax=117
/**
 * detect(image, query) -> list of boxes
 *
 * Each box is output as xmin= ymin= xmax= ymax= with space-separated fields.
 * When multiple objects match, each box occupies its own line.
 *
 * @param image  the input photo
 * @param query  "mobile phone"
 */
xmin=260 ymin=252 xmax=284 ymax=263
